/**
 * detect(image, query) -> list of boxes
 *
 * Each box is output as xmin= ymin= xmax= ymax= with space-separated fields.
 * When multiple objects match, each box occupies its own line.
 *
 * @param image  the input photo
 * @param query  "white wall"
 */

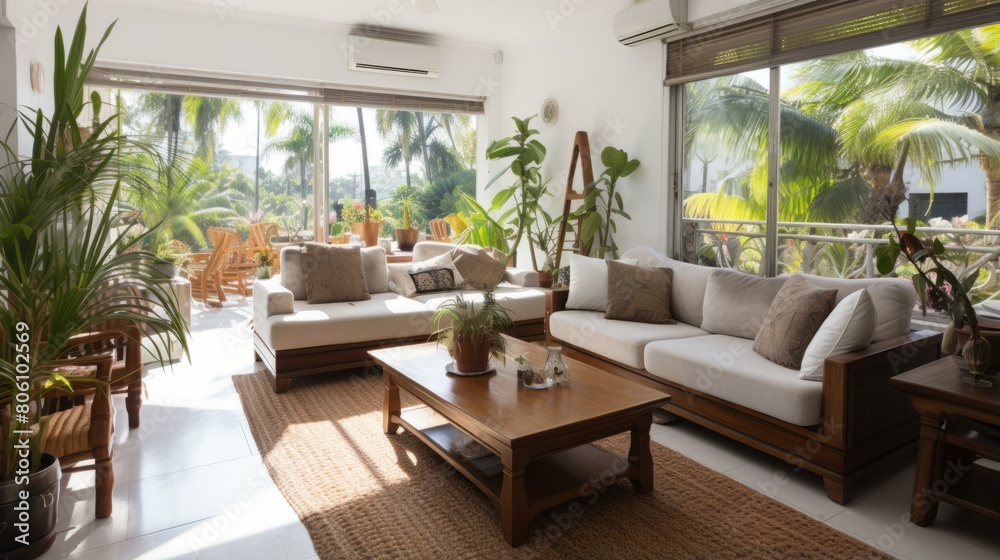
xmin=498 ymin=14 xmax=665 ymax=256
xmin=8 ymin=0 xmax=503 ymax=163
xmin=1 ymin=0 xmax=15 ymax=165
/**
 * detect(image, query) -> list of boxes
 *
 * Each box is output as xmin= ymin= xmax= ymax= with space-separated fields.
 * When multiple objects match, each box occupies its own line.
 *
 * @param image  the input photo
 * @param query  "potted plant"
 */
xmin=0 ymin=7 xmax=188 ymax=558
xmin=529 ymin=212 xmax=562 ymax=288
xmin=394 ymin=197 xmax=420 ymax=252
xmin=430 ymin=286 xmax=514 ymax=374
xmin=571 ymin=146 xmax=640 ymax=259
xmin=877 ymin=210 xmax=992 ymax=387
xmin=256 ymin=248 xmax=274 ymax=279
xmin=153 ymin=239 xmax=191 ymax=278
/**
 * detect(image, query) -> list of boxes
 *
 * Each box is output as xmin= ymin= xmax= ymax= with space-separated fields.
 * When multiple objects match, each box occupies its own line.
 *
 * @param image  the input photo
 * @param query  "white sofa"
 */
xmin=253 ymin=242 xmax=545 ymax=392
xmin=546 ymin=246 xmax=942 ymax=504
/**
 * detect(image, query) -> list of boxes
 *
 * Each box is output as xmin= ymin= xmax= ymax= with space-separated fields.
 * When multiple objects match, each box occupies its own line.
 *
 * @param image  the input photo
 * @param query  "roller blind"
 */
xmin=665 ymin=0 xmax=1000 ymax=85
xmin=88 ymin=66 xmax=486 ymax=115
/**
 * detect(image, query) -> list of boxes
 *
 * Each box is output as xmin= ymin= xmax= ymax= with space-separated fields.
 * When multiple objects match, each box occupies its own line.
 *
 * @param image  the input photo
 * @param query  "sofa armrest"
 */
xmin=820 ymin=330 xmax=942 ymax=450
xmin=545 ymin=288 xmax=570 ymax=336
xmin=504 ymin=267 xmax=539 ymax=287
xmin=253 ymin=278 xmax=295 ymax=334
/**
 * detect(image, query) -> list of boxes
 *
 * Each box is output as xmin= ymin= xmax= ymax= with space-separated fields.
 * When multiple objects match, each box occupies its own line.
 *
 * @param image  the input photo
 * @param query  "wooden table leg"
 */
xmin=383 ymin=373 xmax=400 ymax=435
xmin=628 ymin=412 xmax=654 ymax=494
xmin=500 ymin=448 xmax=529 ymax=547
xmin=911 ymin=417 xmax=944 ymax=526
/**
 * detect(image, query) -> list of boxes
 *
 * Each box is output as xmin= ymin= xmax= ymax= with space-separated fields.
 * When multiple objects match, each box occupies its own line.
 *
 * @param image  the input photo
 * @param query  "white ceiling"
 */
xmin=98 ymin=0 xmax=635 ymax=49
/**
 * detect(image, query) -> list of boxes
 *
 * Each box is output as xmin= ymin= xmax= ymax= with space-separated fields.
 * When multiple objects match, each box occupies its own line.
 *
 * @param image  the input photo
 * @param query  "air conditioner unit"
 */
xmin=614 ymin=0 xmax=690 ymax=47
xmin=348 ymin=35 xmax=441 ymax=78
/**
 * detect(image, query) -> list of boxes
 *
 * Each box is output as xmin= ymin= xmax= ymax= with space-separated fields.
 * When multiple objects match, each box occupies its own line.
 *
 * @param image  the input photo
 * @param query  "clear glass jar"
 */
xmin=544 ymin=346 xmax=570 ymax=385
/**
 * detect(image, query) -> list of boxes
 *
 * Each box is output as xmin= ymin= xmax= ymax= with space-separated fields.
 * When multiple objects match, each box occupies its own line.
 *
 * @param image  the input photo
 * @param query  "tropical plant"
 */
xmin=454 ymin=193 xmax=510 ymax=254
xmin=182 ymin=95 xmax=243 ymax=165
xmin=0 ymin=6 xmax=188 ymax=483
xmin=251 ymin=100 xmax=293 ymax=211
xmin=418 ymin=169 xmax=476 ymax=220
xmin=484 ymin=115 xmax=549 ymax=267
xmin=265 ymin=111 xmax=354 ymax=199
xmin=256 ymin=247 xmax=274 ymax=268
xmin=529 ymin=212 xmax=562 ymax=273
xmin=572 ymin=146 xmax=640 ymax=259
xmin=156 ymin=239 xmax=191 ymax=265
xmin=430 ymin=286 xmax=514 ymax=362
xmin=376 ymin=110 xmax=420 ymax=188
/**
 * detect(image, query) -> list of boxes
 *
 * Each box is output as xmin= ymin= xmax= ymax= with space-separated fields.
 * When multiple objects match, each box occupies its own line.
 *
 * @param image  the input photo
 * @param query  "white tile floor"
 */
xmin=40 ymin=300 xmax=999 ymax=559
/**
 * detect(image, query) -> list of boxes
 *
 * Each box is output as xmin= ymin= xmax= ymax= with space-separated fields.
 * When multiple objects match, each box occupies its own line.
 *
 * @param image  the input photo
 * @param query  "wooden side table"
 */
xmin=890 ymin=358 xmax=1000 ymax=526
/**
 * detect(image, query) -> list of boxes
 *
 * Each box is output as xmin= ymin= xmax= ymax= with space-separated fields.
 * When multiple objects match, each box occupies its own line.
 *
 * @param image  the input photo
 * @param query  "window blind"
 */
xmin=88 ymin=66 xmax=486 ymax=115
xmin=665 ymin=0 xmax=1000 ymax=85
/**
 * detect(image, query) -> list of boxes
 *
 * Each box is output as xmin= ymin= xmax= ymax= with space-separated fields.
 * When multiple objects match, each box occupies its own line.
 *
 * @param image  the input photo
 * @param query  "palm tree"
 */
xmin=376 ymin=110 xmax=419 ymax=188
xmin=252 ymin=100 xmax=293 ymax=211
xmin=265 ymin=112 xmax=355 ymax=203
xmin=182 ymin=96 xmax=243 ymax=166
xmin=357 ymin=107 xmax=374 ymax=208
xmin=125 ymin=92 xmax=184 ymax=166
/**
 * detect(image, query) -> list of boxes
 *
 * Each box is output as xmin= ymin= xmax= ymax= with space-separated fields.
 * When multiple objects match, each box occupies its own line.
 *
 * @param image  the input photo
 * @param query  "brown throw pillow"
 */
xmin=302 ymin=243 xmax=370 ymax=304
xmin=451 ymin=246 xmax=507 ymax=290
xmin=605 ymin=261 xmax=676 ymax=324
xmin=753 ymin=276 xmax=838 ymax=369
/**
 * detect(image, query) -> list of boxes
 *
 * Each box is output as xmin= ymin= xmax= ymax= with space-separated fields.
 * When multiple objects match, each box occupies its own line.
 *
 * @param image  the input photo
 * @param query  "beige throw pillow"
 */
xmin=388 ymin=263 xmax=418 ymax=298
xmin=302 ymin=244 xmax=370 ymax=304
xmin=605 ymin=261 xmax=676 ymax=324
xmin=753 ymin=276 xmax=838 ymax=370
xmin=451 ymin=246 xmax=506 ymax=291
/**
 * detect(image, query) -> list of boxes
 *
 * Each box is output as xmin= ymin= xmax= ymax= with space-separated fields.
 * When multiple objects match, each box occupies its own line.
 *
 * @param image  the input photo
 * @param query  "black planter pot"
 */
xmin=0 ymin=453 xmax=61 ymax=559
xmin=151 ymin=262 xmax=178 ymax=278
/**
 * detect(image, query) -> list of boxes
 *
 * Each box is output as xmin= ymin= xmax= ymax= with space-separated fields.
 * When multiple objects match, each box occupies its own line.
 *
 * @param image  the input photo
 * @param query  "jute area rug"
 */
xmin=233 ymin=369 xmax=887 ymax=560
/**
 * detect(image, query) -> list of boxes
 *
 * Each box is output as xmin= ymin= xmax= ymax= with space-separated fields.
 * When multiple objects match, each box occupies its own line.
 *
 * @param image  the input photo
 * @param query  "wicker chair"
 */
xmin=41 ymin=355 xmax=116 ymax=518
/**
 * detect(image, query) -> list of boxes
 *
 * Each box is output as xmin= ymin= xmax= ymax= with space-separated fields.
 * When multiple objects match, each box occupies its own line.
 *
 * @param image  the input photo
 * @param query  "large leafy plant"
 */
xmin=0 ymin=6 xmax=188 ymax=481
xmin=430 ymin=286 xmax=514 ymax=360
xmin=484 ymin=115 xmax=549 ymax=269
xmin=572 ymin=147 xmax=640 ymax=259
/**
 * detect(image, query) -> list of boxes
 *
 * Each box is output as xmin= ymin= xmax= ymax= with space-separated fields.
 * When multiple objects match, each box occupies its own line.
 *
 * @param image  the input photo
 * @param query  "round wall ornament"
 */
xmin=541 ymin=97 xmax=558 ymax=126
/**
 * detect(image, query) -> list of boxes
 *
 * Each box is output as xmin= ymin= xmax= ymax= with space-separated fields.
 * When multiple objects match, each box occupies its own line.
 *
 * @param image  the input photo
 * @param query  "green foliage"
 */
xmin=430 ymin=286 xmax=514 ymax=361
xmin=419 ymin=169 xmax=476 ymax=220
xmin=0 ymin=7 xmax=188 ymax=480
xmin=454 ymin=193 xmax=510 ymax=254
xmin=571 ymin=146 xmax=640 ymax=259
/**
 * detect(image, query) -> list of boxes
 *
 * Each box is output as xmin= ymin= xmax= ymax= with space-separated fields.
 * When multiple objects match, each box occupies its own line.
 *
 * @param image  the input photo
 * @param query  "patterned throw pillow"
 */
xmin=753 ymin=276 xmax=838 ymax=369
xmin=605 ymin=261 xmax=676 ymax=324
xmin=302 ymin=244 xmax=370 ymax=304
xmin=451 ymin=246 xmax=506 ymax=290
xmin=409 ymin=268 xmax=456 ymax=294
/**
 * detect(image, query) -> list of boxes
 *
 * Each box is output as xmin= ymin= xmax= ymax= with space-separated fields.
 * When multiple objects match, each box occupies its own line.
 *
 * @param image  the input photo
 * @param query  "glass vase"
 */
xmin=962 ymin=337 xmax=994 ymax=388
xmin=544 ymin=346 xmax=571 ymax=385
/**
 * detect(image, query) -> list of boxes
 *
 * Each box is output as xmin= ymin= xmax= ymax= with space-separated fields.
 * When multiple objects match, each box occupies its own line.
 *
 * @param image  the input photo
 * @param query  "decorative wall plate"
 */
xmin=30 ymin=62 xmax=45 ymax=94
xmin=541 ymin=97 xmax=558 ymax=126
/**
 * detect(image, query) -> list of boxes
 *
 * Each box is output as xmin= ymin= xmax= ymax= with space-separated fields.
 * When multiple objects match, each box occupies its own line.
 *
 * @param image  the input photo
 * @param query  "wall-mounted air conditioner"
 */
xmin=348 ymin=35 xmax=441 ymax=78
xmin=614 ymin=0 xmax=690 ymax=47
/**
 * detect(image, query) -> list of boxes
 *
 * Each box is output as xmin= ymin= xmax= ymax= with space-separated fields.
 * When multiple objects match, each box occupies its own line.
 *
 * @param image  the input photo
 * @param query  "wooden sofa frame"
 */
xmin=255 ymin=319 xmax=546 ymax=393
xmin=546 ymin=289 xmax=942 ymax=504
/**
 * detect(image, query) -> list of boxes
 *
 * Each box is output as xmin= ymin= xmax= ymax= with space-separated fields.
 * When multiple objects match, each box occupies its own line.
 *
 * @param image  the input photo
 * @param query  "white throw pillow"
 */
xmin=411 ymin=251 xmax=465 ymax=288
xmin=798 ymin=289 xmax=877 ymax=381
xmin=565 ymin=253 xmax=638 ymax=312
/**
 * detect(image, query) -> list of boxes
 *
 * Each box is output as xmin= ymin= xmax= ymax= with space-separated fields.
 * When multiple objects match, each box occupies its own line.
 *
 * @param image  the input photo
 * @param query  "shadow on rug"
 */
xmin=233 ymin=369 xmax=887 ymax=560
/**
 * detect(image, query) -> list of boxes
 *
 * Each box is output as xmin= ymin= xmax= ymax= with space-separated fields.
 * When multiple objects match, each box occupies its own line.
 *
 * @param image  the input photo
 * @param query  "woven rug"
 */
xmin=233 ymin=369 xmax=887 ymax=560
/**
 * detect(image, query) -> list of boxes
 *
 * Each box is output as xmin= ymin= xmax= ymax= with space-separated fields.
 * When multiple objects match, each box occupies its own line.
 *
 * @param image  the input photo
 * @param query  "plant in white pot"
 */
xmin=430 ymin=286 xmax=513 ymax=374
xmin=0 ymin=7 xmax=188 ymax=558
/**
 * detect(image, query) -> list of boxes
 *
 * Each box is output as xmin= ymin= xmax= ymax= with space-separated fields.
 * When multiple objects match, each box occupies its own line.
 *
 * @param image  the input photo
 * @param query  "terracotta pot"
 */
xmin=955 ymin=319 xmax=1000 ymax=375
xmin=395 ymin=228 xmax=420 ymax=252
xmin=452 ymin=334 xmax=491 ymax=373
xmin=538 ymin=271 xmax=553 ymax=288
xmin=0 ymin=453 xmax=61 ymax=559
xmin=358 ymin=220 xmax=382 ymax=249
xmin=350 ymin=222 xmax=365 ymax=235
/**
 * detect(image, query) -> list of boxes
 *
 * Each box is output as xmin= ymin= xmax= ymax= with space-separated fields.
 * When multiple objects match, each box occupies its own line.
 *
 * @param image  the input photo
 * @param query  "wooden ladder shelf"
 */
xmin=554 ymin=131 xmax=596 ymax=270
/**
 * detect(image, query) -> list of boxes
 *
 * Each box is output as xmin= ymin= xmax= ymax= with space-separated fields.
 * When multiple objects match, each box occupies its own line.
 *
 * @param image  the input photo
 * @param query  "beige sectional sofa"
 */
xmin=254 ymin=242 xmax=545 ymax=393
xmin=547 ymin=246 xmax=942 ymax=504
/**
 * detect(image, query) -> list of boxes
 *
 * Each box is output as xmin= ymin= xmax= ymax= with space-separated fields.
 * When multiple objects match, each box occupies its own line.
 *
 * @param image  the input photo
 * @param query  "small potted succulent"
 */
xmin=394 ymin=197 xmax=420 ymax=252
xmin=256 ymin=248 xmax=274 ymax=279
xmin=431 ymin=286 xmax=514 ymax=374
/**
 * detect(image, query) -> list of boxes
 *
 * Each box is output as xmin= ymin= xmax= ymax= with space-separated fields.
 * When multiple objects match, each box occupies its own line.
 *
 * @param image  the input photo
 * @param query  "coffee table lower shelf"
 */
xmin=394 ymin=405 xmax=632 ymax=521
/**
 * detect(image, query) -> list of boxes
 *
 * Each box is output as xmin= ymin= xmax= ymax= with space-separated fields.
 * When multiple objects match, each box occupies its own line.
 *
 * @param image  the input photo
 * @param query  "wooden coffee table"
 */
xmin=368 ymin=336 xmax=671 ymax=547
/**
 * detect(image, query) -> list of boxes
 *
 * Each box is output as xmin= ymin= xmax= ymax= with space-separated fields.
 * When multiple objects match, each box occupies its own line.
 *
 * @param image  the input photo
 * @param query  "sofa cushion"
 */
xmin=412 ymin=251 xmax=464 ymax=288
xmin=644 ymin=335 xmax=823 ymax=426
xmin=620 ymin=247 xmax=717 ymax=327
xmin=799 ymin=288 xmax=877 ymax=381
xmin=753 ymin=276 xmax=838 ymax=370
xmin=605 ymin=261 xmax=675 ymax=324
xmin=261 ymin=293 xmax=434 ymax=351
xmin=409 ymin=268 xmax=457 ymax=294
xmin=412 ymin=241 xmax=455 ymax=263
xmin=791 ymin=274 xmax=915 ymax=342
xmin=549 ymin=310 xmax=709 ymax=369
xmin=388 ymin=263 xmax=418 ymax=297
xmin=451 ymin=246 xmax=506 ymax=290
xmin=700 ymin=270 xmax=787 ymax=339
xmin=565 ymin=253 xmax=638 ymax=312
xmin=302 ymin=244 xmax=370 ymax=304
xmin=281 ymin=244 xmax=388 ymax=299
xmin=410 ymin=284 xmax=546 ymax=322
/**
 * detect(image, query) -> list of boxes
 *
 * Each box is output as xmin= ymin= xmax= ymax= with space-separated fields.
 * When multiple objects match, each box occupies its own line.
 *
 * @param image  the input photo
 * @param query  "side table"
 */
xmin=890 ymin=358 xmax=1000 ymax=526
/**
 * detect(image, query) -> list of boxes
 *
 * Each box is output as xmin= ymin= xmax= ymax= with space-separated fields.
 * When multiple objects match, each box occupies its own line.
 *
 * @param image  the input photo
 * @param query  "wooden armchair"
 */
xmin=188 ymin=231 xmax=233 ymax=307
xmin=429 ymin=219 xmax=451 ymax=242
xmin=65 ymin=323 xmax=143 ymax=429
xmin=42 ymin=354 xmax=116 ymax=518
xmin=210 ymin=228 xmax=257 ymax=297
